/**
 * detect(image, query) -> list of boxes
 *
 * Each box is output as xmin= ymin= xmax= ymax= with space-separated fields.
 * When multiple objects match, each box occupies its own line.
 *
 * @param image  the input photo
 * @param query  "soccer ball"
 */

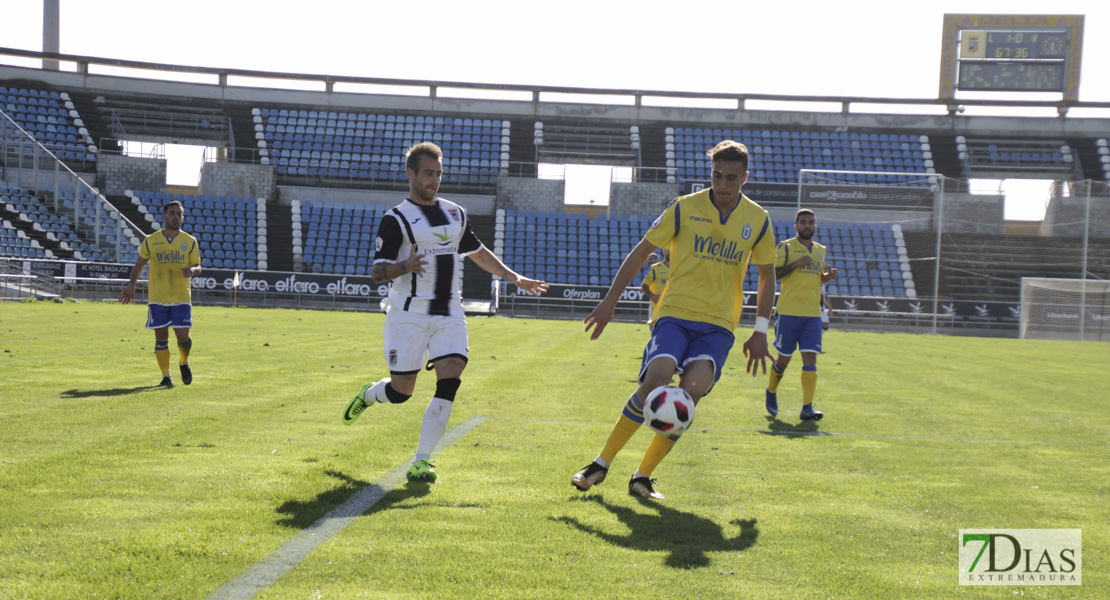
xmin=643 ymin=386 xmax=695 ymax=437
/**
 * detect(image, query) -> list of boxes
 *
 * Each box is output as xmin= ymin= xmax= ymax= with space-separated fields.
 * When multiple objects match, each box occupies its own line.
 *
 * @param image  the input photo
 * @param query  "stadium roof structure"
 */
xmin=3 ymin=46 xmax=1110 ymax=141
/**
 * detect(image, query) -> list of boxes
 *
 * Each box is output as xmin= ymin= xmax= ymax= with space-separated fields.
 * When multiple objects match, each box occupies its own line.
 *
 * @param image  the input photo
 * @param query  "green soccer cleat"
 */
xmin=407 ymin=459 xmax=437 ymax=482
xmin=342 ymin=383 xmax=374 ymax=425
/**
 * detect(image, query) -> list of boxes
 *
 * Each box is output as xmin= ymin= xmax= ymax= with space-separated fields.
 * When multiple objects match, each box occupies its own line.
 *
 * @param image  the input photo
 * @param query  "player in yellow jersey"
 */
xmin=765 ymin=209 xmax=838 ymax=420
xmin=119 ymin=201 xmax=202 ymax=387
xmin=571 ymin=140 xmax=777 ymax=500
xmin=640 ymin=248 xmax=669 ymax=323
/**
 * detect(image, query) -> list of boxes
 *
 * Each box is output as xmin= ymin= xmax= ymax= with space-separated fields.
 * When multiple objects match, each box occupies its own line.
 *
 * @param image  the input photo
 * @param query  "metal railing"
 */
xmin=1 ymin=109 xmax=146 ymax=262
xmin=4 ymin=46 xmax=1110 ymax=120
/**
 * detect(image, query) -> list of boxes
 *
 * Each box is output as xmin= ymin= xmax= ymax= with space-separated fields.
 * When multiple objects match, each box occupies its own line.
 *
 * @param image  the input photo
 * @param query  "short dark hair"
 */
xmin=163 ymin=200 xmax=183 ymax=214
xmin=707 ymin=140 xmax=750 ymax=171
xmin=795 ymin=208 xmax=816 ymax=223
xmin=405 ymin=142 xmax=443 ymax=173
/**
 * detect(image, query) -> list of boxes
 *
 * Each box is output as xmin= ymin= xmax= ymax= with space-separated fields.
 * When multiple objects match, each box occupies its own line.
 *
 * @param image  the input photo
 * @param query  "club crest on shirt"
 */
xmin=742 ymin=223 xmax=752 ymax=240
xmin=447 ymin=208 xmax=461 ymax=223
xmin=375 ymin=236 xmax=383 ymax=252
xmin=181 ymin=242 xmax=188 ymax=251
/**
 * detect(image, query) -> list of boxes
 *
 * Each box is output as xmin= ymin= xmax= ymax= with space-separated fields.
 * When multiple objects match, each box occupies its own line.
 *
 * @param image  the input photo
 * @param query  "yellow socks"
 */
xmin=600 ymin=393 xmax=645 ymax=463
xmin=154 ymin=339 xmax=171 ymax=376
xmin=638 ymin=433 xmax=678 ymax=477
xmin=768 ymin=363 xmax=785 ymax=393
xmin=801 ymin=366 xmax=818 ymax=405
xmin=177 ymin=337 xmax=192 ymax=365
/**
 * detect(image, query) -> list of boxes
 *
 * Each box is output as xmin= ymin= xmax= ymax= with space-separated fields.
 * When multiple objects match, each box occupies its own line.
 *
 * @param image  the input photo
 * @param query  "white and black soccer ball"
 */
xmin=643 ymin=386 xmax=695 ymax=437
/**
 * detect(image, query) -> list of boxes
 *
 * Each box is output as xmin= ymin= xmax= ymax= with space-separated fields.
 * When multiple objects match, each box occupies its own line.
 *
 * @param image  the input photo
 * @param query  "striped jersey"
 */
xmin=644 ymin=189 xmax=776 ymax=331
xmin=374 ymin=197 xmax=483 ymax=317
xmin=140 ymin=229 xmax=200 ymax=305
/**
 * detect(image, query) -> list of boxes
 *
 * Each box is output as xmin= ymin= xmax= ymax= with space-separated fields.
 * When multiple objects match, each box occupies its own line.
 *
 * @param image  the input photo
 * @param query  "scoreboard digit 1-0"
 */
xmin=938 ymin=14 xmax=1084 ymax=100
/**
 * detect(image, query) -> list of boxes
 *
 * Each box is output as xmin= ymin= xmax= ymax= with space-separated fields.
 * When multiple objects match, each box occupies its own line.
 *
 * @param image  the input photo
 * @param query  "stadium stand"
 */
xmin=0 ymin=219 xmax=49 ymax=259
xmin=4 ymin=51 xmax=1107 ymax=318
xmin=531 ymin=121 xmax=641 ymax=165
xmin=491 ymin=209 xmax=913 ymax=295
xmin=0 ymin=86 xmax=97 ymax=166
xmin=255 ymin=109 xmax=509 ymax=185
xmin=495 ymin=209 xmax=651 ymax=287
xmin=667 ymin=127 xmax=935 ymax=185
xmin=293 ymin=200 xmax=383 ymax=276
xmin=0 ymin=181 xmax=138 ymax=263
xmin=127 ymin=191 xmax=266 ymax=271
xmin=960 ymin=136 xmax=1077 ymax=176
xmin=1099 ymin=139 xmax=1110 ymax=180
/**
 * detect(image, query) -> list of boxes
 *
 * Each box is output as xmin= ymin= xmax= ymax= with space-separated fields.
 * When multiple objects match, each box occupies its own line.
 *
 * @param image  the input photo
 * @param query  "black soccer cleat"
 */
xmin=180 ymin=363 xmax=192 ymax=385
xmin=157 ymin=376 xmax=173 ymax=388
xmin=571 ymin=462 xmax=608 ymax=491
xmin=628 ymin=476 xmax=664 ymax=500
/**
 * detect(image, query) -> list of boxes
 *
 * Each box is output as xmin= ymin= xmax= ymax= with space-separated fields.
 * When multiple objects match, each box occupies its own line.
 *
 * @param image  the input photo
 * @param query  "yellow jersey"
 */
xmin=644 ymin=189 xmax=775 ymax=331
xmin=774 ymin=237 xmax=828 ymax=318
xmin=140 ymin=229 xmax=201 ymax=305
xmin=644 ymin=260 xmax=669 ymax=322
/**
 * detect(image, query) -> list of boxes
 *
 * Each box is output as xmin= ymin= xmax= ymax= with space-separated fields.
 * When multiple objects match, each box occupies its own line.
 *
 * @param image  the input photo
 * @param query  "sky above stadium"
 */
xmin=2 ymin=0 xmax=1108 ymax=217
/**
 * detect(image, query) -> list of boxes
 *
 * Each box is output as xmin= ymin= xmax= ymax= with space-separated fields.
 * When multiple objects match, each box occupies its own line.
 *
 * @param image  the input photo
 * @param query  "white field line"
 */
xmin=205 ymin=416 xmax=486 ymax=600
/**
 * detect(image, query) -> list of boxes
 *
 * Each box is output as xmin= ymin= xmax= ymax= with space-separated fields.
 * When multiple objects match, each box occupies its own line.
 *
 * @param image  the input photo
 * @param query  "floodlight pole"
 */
xmin=42 ymin=0 xmax=60 ymax=71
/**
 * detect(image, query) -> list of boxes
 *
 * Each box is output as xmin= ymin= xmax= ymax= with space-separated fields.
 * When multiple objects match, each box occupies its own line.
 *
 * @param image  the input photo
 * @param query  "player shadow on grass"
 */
xmin=758 ymin=416 xmax=827 ymax=440
xmin=274 ymin=470 xmax=433 ymax=529
xmin=60 ymin=385 xmax=167 ymax=398
xmin=551 ymin=496 xmax=759 ymax=569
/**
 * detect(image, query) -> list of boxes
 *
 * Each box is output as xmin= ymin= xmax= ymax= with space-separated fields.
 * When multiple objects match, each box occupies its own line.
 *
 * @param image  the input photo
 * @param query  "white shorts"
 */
xmin=821 ymin=307 xmax=830 ymax=325
xmin=382 ymin=308 xmax=469 ymax=374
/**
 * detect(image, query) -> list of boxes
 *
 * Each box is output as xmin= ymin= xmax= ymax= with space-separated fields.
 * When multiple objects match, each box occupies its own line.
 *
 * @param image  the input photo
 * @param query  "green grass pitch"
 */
xmin=1 ymin=301 xmax=1107 ymax=599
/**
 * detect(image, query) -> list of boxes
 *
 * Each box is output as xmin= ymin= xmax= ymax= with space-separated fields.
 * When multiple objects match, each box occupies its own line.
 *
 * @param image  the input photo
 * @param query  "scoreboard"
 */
xmin=938 ymin=15 xmax=1084 ymax=100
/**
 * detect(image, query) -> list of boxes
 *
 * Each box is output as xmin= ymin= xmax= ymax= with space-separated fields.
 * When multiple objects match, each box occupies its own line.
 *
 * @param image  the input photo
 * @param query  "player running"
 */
xmin=342 ymin=142 xmax=547 ymax=483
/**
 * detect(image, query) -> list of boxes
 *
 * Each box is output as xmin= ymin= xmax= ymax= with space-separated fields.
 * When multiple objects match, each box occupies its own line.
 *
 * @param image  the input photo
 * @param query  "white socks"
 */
xmin=367 ymin=378 xmax=392 ymax=403
xmin=414 ymin=397 xmax=453 ymax=462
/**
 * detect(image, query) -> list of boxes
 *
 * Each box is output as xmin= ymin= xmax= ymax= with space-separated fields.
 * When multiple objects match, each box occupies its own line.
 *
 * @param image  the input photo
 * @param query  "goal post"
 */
xmin=1020 ymin=277 xmax=1110 ymax=341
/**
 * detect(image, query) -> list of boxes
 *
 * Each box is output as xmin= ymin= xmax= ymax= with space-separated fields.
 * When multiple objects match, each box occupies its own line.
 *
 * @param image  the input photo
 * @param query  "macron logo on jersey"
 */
xmin=693 ymin=235 xmax=745 ymax=263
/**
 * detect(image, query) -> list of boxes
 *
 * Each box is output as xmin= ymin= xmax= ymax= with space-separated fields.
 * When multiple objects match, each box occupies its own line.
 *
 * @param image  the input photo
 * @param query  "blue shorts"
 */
xmin=147 ymin=303 xmax=193 ymax=329
xmin=773 ymin=315 xmax=823 ymax=355
xmin=639 ymin=317 xmax=735 ymax=389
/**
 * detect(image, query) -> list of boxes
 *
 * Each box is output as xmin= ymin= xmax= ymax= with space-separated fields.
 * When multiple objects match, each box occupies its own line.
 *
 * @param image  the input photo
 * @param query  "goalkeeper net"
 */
xmin=1019 ymin=278 xmax=1110 ymax=341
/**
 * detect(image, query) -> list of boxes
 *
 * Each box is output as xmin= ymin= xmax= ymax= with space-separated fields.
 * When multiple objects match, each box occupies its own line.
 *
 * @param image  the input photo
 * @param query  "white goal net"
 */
xmin=1020 ymin=278 xmax=1110 ymax=341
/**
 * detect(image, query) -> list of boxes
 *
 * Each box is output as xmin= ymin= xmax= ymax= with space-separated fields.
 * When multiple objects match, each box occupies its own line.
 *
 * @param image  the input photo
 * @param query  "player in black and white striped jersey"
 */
xmin=343 ymin=142 xmax=548 ymax=483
